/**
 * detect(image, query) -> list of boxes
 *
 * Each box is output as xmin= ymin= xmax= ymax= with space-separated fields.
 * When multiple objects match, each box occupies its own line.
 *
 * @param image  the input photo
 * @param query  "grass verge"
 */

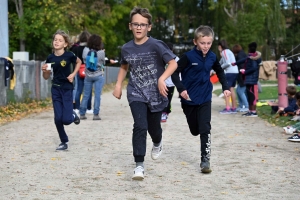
xmin=213 ymin=84 xmax=297 ymax=127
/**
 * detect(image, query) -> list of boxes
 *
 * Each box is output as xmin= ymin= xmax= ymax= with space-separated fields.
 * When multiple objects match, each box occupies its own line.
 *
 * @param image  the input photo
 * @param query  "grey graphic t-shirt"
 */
xmin=121 ymin=37 xmax=176 ymax=112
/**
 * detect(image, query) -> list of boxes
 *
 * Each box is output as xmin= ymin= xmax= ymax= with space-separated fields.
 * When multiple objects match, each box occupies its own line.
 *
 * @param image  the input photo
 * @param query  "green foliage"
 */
xmin=214 ymin=83 xmax=298 ymax=127
xmin=7 ymin=0 xmax=299 ymax=61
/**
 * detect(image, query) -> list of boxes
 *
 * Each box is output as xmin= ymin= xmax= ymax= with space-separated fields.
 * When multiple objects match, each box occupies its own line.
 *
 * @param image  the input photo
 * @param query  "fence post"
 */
xmin=277 ymin=55 xmax=288 ymax=108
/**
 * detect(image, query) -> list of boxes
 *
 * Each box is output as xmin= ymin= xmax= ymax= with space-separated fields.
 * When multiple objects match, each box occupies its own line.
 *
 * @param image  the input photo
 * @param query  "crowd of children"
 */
xmin=40 ymin=6 xmax=299 ymax=182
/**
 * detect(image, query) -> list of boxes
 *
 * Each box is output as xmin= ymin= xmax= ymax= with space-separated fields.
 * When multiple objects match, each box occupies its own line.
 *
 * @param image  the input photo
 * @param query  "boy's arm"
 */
xmin=212 ymin=59 xmax=230 ymax=91
xmin=284 ymin=99 xmax=297 ymax=113
xmin=112 ymin=64 xmax=129 ymax=99
xmin=171 ymin=54 xmax=188 ymax=94
xmin=158 ymin=59 xmax=177 ymax=97
xmin=234 ymin=57 xmax=247 ymax=66
xmin=67 ymin=57 xmax=81 ymax=83
xmin=41 ymin=63 xmax=51 ymax=80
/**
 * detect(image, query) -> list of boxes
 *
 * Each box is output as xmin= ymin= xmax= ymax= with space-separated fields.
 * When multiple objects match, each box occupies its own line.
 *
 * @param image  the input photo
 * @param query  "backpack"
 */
xmin=85 ymin=49 xmax=98 ymax=72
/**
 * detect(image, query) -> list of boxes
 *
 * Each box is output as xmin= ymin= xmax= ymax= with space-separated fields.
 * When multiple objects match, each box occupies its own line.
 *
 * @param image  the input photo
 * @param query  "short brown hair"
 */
xmin=194 ymin=25 xmax=214 ymax=40
xmin=232 ymin=44 xmax=243 ymax=54
xmin=78 ymin=31 xmax=91 ymax=43
xmin=286 ymin=85 xmax=297 ymax=96
xmin=129 ymin=7 xmax=152 ymax=25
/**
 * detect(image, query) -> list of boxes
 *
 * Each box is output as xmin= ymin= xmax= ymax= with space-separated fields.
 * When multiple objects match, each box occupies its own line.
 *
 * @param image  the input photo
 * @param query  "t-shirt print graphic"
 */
xmin=126 ymin=51 xmax=165 ymax=110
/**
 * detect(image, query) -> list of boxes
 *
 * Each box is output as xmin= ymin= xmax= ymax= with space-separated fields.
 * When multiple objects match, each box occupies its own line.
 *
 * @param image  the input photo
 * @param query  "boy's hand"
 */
xmin=41 ymin=63 xmax=50 ymax=73
xmin=223 ymin=90 xmax=231 ymax=97
xmin=180 ymin=90 xmax=190 ymax=100
xmin=158 ymin=77 xmax=168 ymax=97
xmin=67 ymin=73 xmax=75 ymax=83
xmin=113 ymin=85 xmax=122 ymax=99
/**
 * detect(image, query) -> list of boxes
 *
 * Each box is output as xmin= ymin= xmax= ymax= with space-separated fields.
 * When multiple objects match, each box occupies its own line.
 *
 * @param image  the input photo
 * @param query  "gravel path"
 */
xmin=0 ymin=86 xmax=299 ymax=200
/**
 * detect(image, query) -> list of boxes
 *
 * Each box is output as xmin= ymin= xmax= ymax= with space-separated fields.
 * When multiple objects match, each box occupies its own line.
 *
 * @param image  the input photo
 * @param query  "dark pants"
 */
xmin=75 ymin=73 xmax=92 ymax=110
xmin=181 ymin=101 xmax=211 ymax=159
xmin=163 ymin=86 xmax=175 ymax=114
xmin=51 ymin=87 xmax=74 ymax=143
xmin=129 ymin=101 xmax=163 ymax=162
xmin=246 ymin=84 xmax=257 ymax=111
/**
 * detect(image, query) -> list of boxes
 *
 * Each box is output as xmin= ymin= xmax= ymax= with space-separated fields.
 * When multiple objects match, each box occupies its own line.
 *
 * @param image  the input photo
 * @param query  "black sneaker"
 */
xmin=242 ymin=112 xmax=258 ymax=117
xmin=200 ymin=157 xmax=212 ymax=173
xmin=56 ymin=143 xmax=68 ymax=150
xmin=288 ymin=134 xmax=300 ymax=142
xmin=73 ymin=110 xmax=80 ymax=124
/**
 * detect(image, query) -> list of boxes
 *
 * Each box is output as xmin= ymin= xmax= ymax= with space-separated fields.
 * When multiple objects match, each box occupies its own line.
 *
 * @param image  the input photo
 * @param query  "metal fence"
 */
xmin=0 ymin=60 xmax=120 ymax=106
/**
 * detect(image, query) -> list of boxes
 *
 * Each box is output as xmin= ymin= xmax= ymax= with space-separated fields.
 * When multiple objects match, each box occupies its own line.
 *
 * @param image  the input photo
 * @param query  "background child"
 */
xmin=79 ymin=34 xmax=106 ymax=120
xmin=112 ymin=7 xmax=177 ymax=180
xmin=267 ymin=85 xmax=297 ymax=115
xmin=71 ymin=31 xmax=93 ymax=114
xmin=282 ymin=92 xmax=300 ymax=141
xmin=171 ymin=25 xmax=231 ymax=173
xmin=232 ymin=44 xmax=249 ymax=112
xmin=234 ymin=42 xmax=261 ymax=117
xmin=218 ymin=40 xmax=238 ymax=114
xmin=41 ymin=30 xmax=81 ymax=151
xmin=161 ymin=42 xmax=180 ymax=122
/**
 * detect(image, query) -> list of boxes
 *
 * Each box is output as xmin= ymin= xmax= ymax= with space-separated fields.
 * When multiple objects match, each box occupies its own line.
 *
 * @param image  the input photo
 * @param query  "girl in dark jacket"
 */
xmin=234 ymin=42 xmax=262 ymax=117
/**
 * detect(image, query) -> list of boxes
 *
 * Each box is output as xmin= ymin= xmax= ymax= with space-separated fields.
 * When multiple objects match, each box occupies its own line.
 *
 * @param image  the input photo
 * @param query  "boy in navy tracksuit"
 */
xmin=42 ymin=30 xmax=81 ymax=151
xmin=171 ymin=25 xmax=231 ymax=173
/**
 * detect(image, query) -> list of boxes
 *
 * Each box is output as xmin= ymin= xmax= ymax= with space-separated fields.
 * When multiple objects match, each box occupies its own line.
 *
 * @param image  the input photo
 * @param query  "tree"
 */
xmin=208 ymin=0 xmax=286 ymax=60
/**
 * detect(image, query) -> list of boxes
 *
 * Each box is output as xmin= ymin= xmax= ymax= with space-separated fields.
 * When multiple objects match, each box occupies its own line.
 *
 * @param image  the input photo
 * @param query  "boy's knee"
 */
xmin=190 ymin=128 xmax=200 ymax=136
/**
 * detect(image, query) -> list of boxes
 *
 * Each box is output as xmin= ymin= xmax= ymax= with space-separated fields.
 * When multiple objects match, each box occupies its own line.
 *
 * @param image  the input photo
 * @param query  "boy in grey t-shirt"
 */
xmin=112 ymin=6 xmax=177 ymax=180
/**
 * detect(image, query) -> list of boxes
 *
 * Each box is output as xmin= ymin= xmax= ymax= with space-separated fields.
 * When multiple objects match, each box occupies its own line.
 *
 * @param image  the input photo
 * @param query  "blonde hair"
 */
xmin=70 ymin=35 xmax=78 ymax=45
xmin=52 ymin=30 xmax=71 ymax=49
xmin=194 ymin=25 xmax=214 ymax=40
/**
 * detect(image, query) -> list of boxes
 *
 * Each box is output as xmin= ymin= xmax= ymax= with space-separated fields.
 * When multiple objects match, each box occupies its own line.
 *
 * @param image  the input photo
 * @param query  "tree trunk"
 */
xmin=13 ymin=0 xmax=25 ymax=51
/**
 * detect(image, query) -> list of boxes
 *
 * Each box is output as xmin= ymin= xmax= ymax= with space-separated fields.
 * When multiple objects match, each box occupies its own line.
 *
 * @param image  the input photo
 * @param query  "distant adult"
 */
xmin=71 ymin=31 xmax=93 ymax=114
xmin=218 ymin=40 xmax=239 ymax=114
xmin=232 ymin=44 xmax=249 ymax=112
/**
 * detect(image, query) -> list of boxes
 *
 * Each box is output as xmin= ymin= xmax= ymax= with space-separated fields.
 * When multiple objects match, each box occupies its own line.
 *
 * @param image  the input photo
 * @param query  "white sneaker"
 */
xmin=86 ymin=109 xmax=93 ymax=114
xmin=291 ymin=116 xmax=300 ymax=121
xmin=283 ymin=126 xmax=296 ymax=134
xmin=73 ymin=109 xmax=79 ymax=115
xmin=132 ymin=166 xmax=144 ymax=180
xmin=151 ymin=139 xmax=163 ymax=160
xmin=161 ymin=112 xmax=168 ymax=122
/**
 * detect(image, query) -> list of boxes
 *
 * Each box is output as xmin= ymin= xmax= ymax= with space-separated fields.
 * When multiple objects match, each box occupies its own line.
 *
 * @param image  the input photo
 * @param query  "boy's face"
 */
xmin=129 ymin=14 xmax=151 ymax=43
xmin=53 ymin=34 xmax=68 ymax=50
xmin=193 ymin=36 xmax=213 ymax=56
